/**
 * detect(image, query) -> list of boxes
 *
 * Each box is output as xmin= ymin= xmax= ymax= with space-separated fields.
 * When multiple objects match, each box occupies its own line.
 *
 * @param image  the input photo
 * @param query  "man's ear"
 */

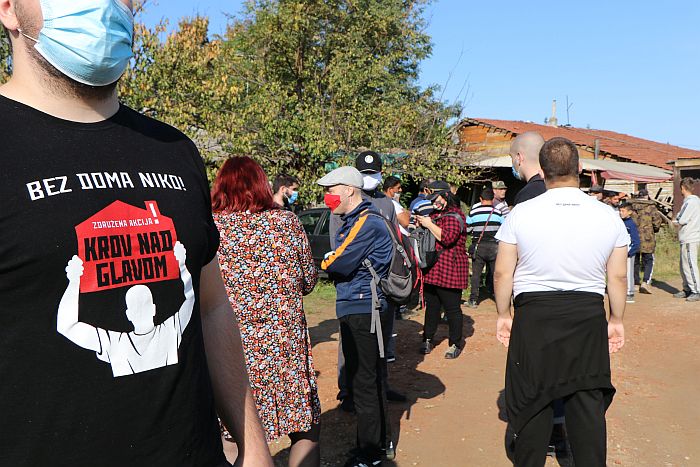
xmin=0 ymin=0 xmax=19 ymax=31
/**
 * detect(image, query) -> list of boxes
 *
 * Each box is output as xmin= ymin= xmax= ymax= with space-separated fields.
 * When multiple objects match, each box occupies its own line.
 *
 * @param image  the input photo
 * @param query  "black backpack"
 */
xmin=412 ymin=212 xmax=465 ymax=270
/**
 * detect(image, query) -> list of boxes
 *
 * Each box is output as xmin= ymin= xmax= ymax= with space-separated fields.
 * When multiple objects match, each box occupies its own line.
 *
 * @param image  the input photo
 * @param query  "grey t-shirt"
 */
xmin=329 ymin=190 xmax=397 ymax=248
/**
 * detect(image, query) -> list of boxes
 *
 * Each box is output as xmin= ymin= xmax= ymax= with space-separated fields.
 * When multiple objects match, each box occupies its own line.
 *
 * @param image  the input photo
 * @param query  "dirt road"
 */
xmin=226 ymin=280 xmax=700 ymax=466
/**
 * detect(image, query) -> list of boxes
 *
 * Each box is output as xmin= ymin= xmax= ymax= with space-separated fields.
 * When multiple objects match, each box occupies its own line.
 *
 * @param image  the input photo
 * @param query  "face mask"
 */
xmin=286 ymin=191 xmax=299 ymax=205
xmin=362 ymin=173 xmax=382 ymax=191
xmin=393 ymin=192 xmax=401 ymax=202
xmin=19 ymin=0 xmax=134 ymax=86
xmin=324 ymin=193 xmax=342 ymax=212
xmin=432 ymin=196 xmax=447 ymax=211
xmin=511 ymin=165 xmax=522 ymax=181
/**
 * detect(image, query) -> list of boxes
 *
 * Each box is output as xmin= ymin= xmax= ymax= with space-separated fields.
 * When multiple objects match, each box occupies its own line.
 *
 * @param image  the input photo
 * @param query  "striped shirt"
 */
xmin=494 ymin=198 xmax=510 ymax=217
xmin=466 ymin=202 xmax=504 ymax=243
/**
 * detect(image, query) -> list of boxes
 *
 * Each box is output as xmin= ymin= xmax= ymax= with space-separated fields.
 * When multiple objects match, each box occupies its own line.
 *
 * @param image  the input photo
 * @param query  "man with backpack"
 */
xmin=318 ymin=166 xmax=395 ymax=467
xmin=466 ymin=188 xmax=505 ymax=308
xmin=331 ymin=152 xmax=407 ymax=413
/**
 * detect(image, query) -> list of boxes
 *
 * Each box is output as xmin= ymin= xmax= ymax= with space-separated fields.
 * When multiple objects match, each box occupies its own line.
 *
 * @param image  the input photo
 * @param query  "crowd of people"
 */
xmin=2 ymin=3 xmax=700 ymax=467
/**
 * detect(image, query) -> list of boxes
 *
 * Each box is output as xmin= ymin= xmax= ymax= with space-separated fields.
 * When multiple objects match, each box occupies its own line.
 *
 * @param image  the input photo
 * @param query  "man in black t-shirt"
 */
xmin=0 ymin=3 xmax=270 ymax=466
xmin=510 ymin=131 xmax=547 ymax=206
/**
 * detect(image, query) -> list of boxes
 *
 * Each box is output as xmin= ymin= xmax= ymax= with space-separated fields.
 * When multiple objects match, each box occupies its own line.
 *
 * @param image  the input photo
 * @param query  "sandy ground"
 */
xmin=225 ymin=279 xmax=700 ymax=466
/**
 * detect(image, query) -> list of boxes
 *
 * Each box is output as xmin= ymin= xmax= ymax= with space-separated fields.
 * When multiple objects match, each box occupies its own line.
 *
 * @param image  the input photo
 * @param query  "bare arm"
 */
xmin=397 ymin=210 xmax=411 ymax=229
xmin=199 ymin=256 xmax=272 ymax=467
xmin=606 ymin=246 xmax=627 ymax=353
xmin=494 ymin=242 xmax=518 ymax=347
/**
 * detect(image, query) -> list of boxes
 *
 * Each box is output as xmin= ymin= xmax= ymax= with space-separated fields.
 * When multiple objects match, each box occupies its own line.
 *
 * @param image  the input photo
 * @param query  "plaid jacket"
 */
xmin=423 ymin=206 xmax=469 ymax=289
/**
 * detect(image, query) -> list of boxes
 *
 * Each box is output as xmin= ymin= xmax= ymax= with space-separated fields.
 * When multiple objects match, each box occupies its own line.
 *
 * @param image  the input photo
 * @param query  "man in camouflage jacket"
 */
xmin=630 ymin=189 xmax=667 ymax=293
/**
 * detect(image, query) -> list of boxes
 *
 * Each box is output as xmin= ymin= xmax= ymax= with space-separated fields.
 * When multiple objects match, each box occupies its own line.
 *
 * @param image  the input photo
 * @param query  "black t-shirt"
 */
xmin=0 ymin=96 xmax=224 ymax=466
xmin=513 ymin=174 xmax=547 ymax=206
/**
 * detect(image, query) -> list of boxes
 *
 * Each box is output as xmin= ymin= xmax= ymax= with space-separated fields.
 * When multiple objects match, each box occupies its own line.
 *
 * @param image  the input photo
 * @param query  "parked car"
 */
xmin=297 ymin=207 xmax=332 ymax=276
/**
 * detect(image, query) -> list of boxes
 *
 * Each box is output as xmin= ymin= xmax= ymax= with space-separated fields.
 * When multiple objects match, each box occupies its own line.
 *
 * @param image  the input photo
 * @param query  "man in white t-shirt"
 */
xmin=383 ymin=175 xmax=410 ymax=236
xmin=494 ymin=137 xmax=628 ymax=467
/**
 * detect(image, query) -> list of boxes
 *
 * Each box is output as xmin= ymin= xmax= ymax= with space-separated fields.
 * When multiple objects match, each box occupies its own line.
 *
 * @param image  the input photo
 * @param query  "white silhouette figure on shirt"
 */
xmin=57 ymin=241 xmax=195 ymax=377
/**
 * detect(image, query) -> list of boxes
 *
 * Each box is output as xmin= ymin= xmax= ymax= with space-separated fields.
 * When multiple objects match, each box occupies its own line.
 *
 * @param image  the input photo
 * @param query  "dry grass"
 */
xmin=653 ymin=226 xmax=683 ymax=282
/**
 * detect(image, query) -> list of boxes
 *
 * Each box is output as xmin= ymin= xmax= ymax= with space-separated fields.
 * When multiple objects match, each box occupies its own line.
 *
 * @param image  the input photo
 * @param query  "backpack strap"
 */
xmin=362 ymin=258 xmax=385 ymax=358
xmin=436 ymin=212 xmax=466 ymax=233
xmin=358 ymin=210 xmax=397 ymax=359
xmin=362 ymin=211 xmax=413 ymax=269
xmin=472 ymin=207 xmax=495 ymax=255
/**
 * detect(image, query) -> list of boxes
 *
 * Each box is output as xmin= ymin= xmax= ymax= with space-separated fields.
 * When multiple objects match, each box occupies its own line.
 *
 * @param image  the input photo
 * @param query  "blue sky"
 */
xmin=140 ymin=0 xmax=700 ymax=149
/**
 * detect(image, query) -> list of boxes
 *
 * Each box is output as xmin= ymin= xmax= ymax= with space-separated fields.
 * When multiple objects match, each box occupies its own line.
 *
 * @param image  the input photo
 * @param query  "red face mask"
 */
xmin=324 ymin=193 xmax=342 ymax=212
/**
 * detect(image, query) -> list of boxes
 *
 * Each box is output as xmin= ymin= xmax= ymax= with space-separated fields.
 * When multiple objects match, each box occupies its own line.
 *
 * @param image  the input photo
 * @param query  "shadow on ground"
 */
xmin=652 ymin=280 xmax=682 ymax=295
xmin=271 ymin=312 xmax=478 ymax=466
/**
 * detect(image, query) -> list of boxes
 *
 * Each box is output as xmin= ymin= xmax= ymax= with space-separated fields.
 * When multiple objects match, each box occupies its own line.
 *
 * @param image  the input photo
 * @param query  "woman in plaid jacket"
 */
xmin=415 ymin=181 xmax=469 ymax=359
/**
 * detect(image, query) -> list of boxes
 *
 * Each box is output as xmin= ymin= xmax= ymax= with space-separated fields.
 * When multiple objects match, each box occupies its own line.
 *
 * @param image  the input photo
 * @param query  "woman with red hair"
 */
xmin=212 ymin=157 xmax=321 ymax=466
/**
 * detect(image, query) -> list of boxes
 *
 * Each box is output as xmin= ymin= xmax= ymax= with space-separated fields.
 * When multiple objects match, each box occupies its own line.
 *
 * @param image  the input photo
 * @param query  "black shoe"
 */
xmin=466 ymin=299 xmax=478 ymax=309
xmin=386 ymin=389 xmax=407 ymax=403
xmin=420 ymin=340 xmax=433 ymax=354
xmin=339 ymin=397 xmax=355 ymax=413
xmin=344 ymin=456 xmax=382 ymax=467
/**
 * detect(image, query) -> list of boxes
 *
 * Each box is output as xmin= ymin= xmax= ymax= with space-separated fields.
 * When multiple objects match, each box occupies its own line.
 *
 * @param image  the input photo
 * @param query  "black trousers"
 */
xmin=469 ymin=241 xmax=498 ymax=302
xmin=514 ymin=389 xmax=607 ymax=467
xmin=422 ymin=284 xmax=463 ymax=347
xmin=338 ymin=301 xmax=397 ymax=397
xmin=634 ymin=252 xmax=655 ymax=285
xmin=339 ymin=311 xmax=392 ymax=461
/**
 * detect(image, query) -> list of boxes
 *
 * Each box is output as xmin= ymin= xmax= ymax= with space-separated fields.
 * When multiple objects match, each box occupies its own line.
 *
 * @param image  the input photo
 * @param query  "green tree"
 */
xmin=1 ymin=29 xmax=11 ymax=83
xmin=3 ymin=1 xmax=475 ymax=200
xmin=220 ymin=0 xmax=469 ymax=198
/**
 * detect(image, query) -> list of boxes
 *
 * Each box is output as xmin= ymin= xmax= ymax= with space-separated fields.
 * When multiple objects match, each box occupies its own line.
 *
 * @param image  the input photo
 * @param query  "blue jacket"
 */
xmin=623 ymin=217 xmax=640 ymax=257
xmin=321 ymin=201 xmax=393 ymax=317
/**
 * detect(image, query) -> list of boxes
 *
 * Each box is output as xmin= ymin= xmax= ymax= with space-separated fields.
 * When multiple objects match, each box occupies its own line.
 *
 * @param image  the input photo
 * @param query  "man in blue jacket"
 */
xmin=619 ymin=202 xmax=641 ymax=303
xmin=318 ymin=166 xmax=394 ymax=467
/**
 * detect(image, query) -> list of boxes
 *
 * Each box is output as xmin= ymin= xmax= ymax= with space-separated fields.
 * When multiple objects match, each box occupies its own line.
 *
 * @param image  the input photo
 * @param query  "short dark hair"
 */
xmin=480 ymin=187 xmax=495 ymax=200
xmin=618 ymin=201 xmax=634 ymax=211
xmin=539 ymin=137 xmax=579 ymax=181
xmin=419 ymin=179 xmax=433 ymax=192
xmin=383 ymin=175 xmax=402 ymax=192
xmin=681 ymin=177 xmax=696 ymax=192
xmin=272 ymin=174 xmax=299 ymax=193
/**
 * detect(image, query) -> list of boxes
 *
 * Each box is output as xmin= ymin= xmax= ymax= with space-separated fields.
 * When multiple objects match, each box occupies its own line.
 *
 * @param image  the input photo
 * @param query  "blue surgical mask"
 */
xmin=19 ymin=0 xmax=134 ymax=86
xmin=288 ymin=191 xmax=299 ymax=205
xmin=511 ymin=165 xmax=522 ymax=181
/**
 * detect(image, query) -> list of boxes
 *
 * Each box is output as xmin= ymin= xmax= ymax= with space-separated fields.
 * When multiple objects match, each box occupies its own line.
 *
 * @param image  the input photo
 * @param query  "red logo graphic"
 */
xmin=74 ymin=200 xmax=179 ymax=293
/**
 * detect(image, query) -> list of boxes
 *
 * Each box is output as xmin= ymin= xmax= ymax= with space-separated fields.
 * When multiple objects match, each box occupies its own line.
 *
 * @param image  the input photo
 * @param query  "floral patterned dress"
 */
xmin=214 ymin=209 xmax=320 ymax=441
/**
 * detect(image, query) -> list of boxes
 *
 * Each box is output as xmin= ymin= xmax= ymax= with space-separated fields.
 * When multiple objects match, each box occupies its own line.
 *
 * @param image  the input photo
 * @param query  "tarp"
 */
xmin=471 ymin=156 xmax=672 ymax=183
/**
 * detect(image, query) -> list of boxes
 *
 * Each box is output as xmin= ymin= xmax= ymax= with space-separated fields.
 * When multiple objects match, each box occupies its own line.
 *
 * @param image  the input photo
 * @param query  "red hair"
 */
xmin=211 ymin=156 xmax=277 ymax=213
